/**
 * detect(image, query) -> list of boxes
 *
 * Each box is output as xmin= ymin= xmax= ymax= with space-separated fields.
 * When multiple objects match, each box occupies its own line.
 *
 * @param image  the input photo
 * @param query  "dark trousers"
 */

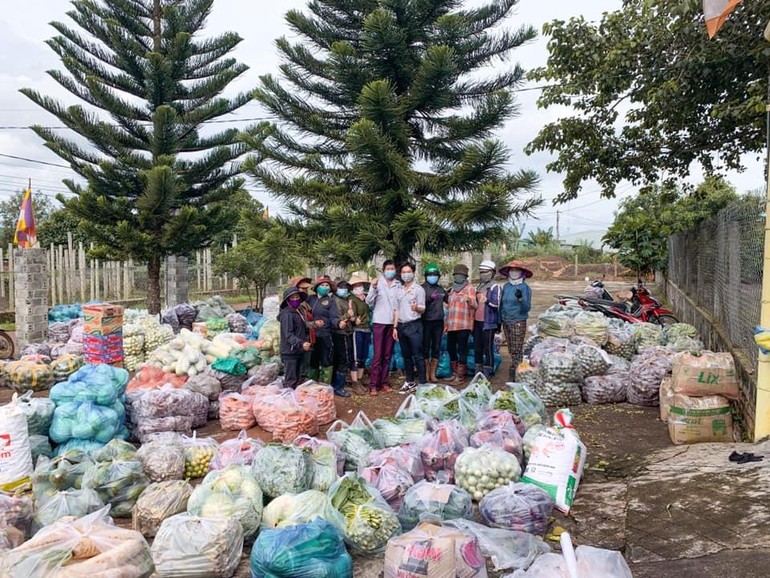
xmin=422 ymin=319 xmax=443 ymax=361
xmin=370 ymin=323 xmax=395 ymax=390
xmin=310 ymin=334 xmax=334 ymax=369
xmin=447 ymin=329 xmax=471 ymax=365
xmin=473 ymin=320 xmax=496 ymax=369
xmin=398 ymin=320 xmax=426 ymax=384
xmin=354 ymin=331 xmax=371 ymax=370
xmin=332 ymin=333 xmax=352 ymax=374
xmin=282 ymin=354 xmax=303 ymax=388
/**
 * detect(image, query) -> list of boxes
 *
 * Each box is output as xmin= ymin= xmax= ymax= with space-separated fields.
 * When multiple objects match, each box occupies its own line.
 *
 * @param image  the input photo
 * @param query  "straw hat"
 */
xmin=312 ymin=274 xmax=336 ymax=291
xmin=348 ymin=271 xmax=370 ymax=287
xmin=498 ymin=260 xmax=533 ymax=279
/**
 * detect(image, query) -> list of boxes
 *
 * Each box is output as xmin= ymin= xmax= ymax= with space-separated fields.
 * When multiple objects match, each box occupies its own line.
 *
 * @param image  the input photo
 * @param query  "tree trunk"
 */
xmin=147 ymin=255 xmax=162 ymax=314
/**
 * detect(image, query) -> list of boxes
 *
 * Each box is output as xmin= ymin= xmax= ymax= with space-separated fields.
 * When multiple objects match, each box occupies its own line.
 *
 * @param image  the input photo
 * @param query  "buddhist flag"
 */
xmin=704 ymin=0 xmax=742 ymax=38
xmin=13 ymin=186 xmax=36 ymax=248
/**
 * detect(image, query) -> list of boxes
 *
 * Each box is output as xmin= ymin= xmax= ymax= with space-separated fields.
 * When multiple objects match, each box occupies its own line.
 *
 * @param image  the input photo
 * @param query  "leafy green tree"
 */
xmin=247 ymin=0 xmax=541 ymax=265
xmin=527 ymin=0 xmax=766 ymax=200
xmin=21 ymin=0 xmax=252 ymax=312
xmin=0 ymin=191 xmax=54 ymax=248
xmin=37 ymin=208 xmax=91 ymax=248
xmin=526 ymin=227 xmax=556 ymax=248
xmin=603 ymin=177 xmax=738 ymax=276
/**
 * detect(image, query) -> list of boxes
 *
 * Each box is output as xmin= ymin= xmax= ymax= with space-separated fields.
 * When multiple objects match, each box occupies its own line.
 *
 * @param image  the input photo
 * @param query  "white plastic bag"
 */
xmin=510 ymin=534 xmax=632 ymax=578
xmin=0 ymin=394 xmax=34 ymax=492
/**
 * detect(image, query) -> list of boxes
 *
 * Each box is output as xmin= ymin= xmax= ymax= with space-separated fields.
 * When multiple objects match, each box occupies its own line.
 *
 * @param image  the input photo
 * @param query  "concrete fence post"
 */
xmin=165 ymin=255 xmax=189 ymax=308
xmin=14 ymin=248 xmax=49 ymax=352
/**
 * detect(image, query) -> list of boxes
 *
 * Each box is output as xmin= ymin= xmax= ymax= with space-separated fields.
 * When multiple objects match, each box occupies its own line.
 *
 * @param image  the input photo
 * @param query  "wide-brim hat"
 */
xmin=498 ymin=260 xmax=533 ymax=279
xmin=289 ymin=275 xmax=312 ymax=289
xmin=281 ymin=287 xmax=307 ymax=307
xmin=348 ymin=271 xmax=370 ymax=287
xmin=453 ymin=264 xmax=469 ymax=277
xmin=313 ymin=275 xmax=336 ymax=292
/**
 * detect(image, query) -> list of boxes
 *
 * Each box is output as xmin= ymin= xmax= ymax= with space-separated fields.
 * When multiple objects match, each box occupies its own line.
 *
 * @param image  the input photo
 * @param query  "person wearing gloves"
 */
xmin=278 ymin=287 xmax=312 ymax=389
xmin=330 ymin=280 xmax=354 ymax=398
xmin=445 ymin=263 xmax=477 ymax=385
xmin=474 ymin=260 xmax=499 ymax=378
xmin=421 ymin=263 xmax=447 ymax=383
xmin=496 ymin=260 xmax=533 ymax=381
xmin=395 ymin=263 xmax=427 ymax=394
xmin=366 ymin=260 xmax=401 ymax=396
xmin=310 ymin=275 xmax=346 ymax=389
xmin=348 ymin=271 xmax=372 ymax=393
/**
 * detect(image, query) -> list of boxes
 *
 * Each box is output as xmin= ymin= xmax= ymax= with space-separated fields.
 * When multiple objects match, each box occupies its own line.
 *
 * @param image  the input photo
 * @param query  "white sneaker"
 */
xmin=398 ymin=381 xmax=417 ymax=394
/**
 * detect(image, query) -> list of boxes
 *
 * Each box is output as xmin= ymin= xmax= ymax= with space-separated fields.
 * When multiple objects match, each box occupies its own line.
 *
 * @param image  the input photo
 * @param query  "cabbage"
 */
xmin=261 ymin=490 xmax=344 ymax=531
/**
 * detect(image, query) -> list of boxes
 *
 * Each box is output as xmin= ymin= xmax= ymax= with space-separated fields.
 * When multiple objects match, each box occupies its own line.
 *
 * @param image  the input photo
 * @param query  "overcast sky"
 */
xmin=0 ymin=0 xmax=763 ymax=244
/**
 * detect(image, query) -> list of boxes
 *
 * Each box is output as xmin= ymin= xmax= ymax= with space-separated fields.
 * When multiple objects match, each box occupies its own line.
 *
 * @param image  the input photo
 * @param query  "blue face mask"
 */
xmin=384 ymin=270 xmax=396 ymax=280
xmin=401 ymin=272 xmax=414 ymax=283
xmin=336 ymin=288 xmax=349 ymax=298
xmin=316 ymin=285 xmax=330 ymax=297
xmin=426 ymin=275 xmax=439 ymax=285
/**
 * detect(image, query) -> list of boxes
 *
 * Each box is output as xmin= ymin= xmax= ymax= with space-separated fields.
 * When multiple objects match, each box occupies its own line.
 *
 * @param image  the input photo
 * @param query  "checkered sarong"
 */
xmin=503 ymin=320 xmax=528 ymax=369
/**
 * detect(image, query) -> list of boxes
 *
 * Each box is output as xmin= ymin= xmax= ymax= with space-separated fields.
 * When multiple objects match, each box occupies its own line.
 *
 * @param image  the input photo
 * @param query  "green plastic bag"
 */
xmin=249 ymin=519 xmax=352 ymax=578
xmin=211 ymin=357 xmax=247 ymax=376
xmin=232 ymin=346 xmax=261 ymax=369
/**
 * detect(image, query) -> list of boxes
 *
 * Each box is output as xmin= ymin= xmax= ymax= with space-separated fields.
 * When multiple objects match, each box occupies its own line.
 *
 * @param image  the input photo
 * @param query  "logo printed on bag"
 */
xmin=697 ymin=371 xmax=719 ymax=385
xmin=0 ymin=433 xmax=11 ymax=459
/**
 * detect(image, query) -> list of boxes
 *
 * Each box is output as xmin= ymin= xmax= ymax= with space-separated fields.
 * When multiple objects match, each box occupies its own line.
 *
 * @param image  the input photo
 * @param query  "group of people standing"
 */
xmin=277 ymin=258 xmax=534 ymax=397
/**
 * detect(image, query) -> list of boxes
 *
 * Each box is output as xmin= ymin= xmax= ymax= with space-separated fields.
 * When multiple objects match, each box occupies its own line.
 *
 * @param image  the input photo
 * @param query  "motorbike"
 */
xmin=556 ymin=279 xmax=678 ymax=326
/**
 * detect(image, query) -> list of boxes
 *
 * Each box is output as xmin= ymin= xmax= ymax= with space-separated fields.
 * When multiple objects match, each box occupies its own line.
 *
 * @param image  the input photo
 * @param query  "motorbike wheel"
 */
xmin=651 ymin=313 xmax=678 ymax=326
xmin=0 ymin=330 xmax=14 ymax=360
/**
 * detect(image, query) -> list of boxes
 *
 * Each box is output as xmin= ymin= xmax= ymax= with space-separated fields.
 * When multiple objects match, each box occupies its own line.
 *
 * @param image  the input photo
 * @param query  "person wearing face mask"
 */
xmin=330 ymin=280 xmax=355 ymax=398
xmin=366 ymin=260 xmax=401 ymax=396
xmin=278 ymin=287 xmax=312 ymax=388
xmin=496 ymin=260 xmax=533 ymax=381
xmin=348 ymin=271 xmax=372 ymax=394
xmin=310 ymin=275 xmax=347 ymax=394
xmin=474 ymin=261 xmax=499 ymax=378
xmin=394 ymin=263 xmax=426 ymax=394
xmin=445 ymin=263 xmax=477 ymax=385
xmin=421 ymin=263 xmax=447 ymax=382
xmin=289 ymin=275 xmax=316 ymax=380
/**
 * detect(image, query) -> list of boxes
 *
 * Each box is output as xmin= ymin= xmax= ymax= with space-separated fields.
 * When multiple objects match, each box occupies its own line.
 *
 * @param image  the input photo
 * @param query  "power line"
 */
xmin=0 ymin=153 xmax=70 ymax=168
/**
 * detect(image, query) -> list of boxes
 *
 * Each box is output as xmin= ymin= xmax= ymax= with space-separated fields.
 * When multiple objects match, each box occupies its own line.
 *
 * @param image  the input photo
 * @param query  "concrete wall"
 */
xmin=14 ymin=248 xmax=49 ymax=352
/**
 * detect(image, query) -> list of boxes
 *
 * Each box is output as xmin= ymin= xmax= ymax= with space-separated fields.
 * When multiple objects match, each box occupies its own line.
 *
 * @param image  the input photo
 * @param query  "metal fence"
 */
xmin=666 ymin=197 xmax=763 ymax=432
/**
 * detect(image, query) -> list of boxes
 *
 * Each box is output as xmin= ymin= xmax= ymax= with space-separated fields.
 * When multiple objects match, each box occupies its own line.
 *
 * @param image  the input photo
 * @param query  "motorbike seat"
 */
xmin=582 ymin=297 xmax=630 ymax=312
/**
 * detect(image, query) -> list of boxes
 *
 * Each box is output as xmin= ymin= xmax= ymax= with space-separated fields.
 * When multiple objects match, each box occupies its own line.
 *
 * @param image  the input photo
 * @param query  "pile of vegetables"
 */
xmin=252 ymin=444 xmax=313 ymax=498
xmin=261 ymin=490 xmax=344 ymax=530
xmin=419 ymin=420 xmax=468 ymax=483
xmin=327 ymin=412 xmax=382 ymax=471
xmin=123 ymin=323 xmax=146 ymax=372
xmin=132 ymin=480 xmax=193 ymax=538
xmin=479 ymin=482 xmax=554 ymax=536
xmin=455 ymin=446 xmax=522 ymax=501
xmin=187 ymin=464 xmax=263 ymax=541
xmin=296 ymin=382 xmax=336 ymax=425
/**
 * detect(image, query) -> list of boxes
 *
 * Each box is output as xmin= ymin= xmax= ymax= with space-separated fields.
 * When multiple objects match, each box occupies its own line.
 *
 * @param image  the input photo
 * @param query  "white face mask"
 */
xmin=352 ymin=286 xmax=365 ymax=296
xmin=508 ymin=268 xmax=523 ymax=280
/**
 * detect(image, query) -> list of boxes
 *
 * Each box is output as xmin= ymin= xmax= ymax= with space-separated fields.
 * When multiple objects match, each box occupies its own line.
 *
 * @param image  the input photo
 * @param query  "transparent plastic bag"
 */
xmin=573 ymin=344 xmax=610 ymax=377
xmin=372 ymin=417 xmax=429 ymax=447
xmin=32 ymin=450 xmax=94 ymax=501
xmin=136 ymin=438 xmax=185 ymax=482
xmin=50 ymin=354 xmax=84 ymax=382
xmin=31 ymin=488 xmax=103 ymax=533
xmin=209 ymin=430 xmax=264 ymax=470
xmin=573 ymin=312 xmax=609 ymax=346
xmin=184 ymin=373 xmax=221 ymax=401
xmin=343 ymin=500 xmax=401 ymax=556
xmin=456 ymin=445 xmax=522 ymax=501
xmin=16 ymin=391 xmax=55 ymax=436
xmin=582 ymin=373 xmax=629 ymax=404
xmin=29 ymin=435 xmax=53 ymax=464
xmin=218 ymin=392 xmax=257 ymax=431
xmin=326 ymin=411 xmax=383 ymax=471
xmin=251 ymin=444 xmax=313 ymax=498
xmin=296 ymin=381 xmax=337 ymax=425
xmin=271 ymin=390 xmax=319 ymax=443
xmin=477 ymin=409 xmax=526 ymax=437
xmin=418 ymin=420 xmax=468 ymax=483
xmin=81 ymin=459 xmax=149 ymax=518
xmin=182 ymin=432 xmax=218 ymax=479
xmin=246 ymin=361 xmax=281 ymax=386
xmin=359 ymin=462 xmax=415 ymax=512
xmin=152 ymin=514 xmax=244 ymax=578
xmin=628 ymin=347 xmax=675 ymax=406
xmin=132 ymin=480 xmax=193 ymax=538
xmin=261 ymin=489 xmax=345 ymax=531
xmin=368 ymin=445 xmax=425 ymax=480
xmin=293 ymin=435 xmax=344 ymax=491
xmin=397 ymin=480 xmax=473 ymax=531
xmin=479 ymin=482 xmax=554 ymax=536
xmin=510 ymin=543 xmax=632 ymax=578
xmin=508 ymin=382 xmax=548 ymax=428
xmin=0 ymin=492 xmax=33 ymax=541
xmin=187 ymin=464 xmax=263 ymax=541
xmin=470 ymin=426 xmax=524 ymax=464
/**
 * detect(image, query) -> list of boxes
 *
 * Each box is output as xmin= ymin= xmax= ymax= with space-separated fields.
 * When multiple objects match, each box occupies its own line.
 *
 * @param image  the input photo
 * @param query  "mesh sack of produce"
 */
xmin=574 ymin=344 xmax=611 ymax=377
xmin=666 ymin=336 xmax=705 ymax=355
xmin=151 ymin=513 xmax=244 ymax=578
xmin=31 ymin=488 xmax=103 ymax=533
xmin=607 ymin=354 xmax=631 ymax=373
xmin=1 ymin=506 xmax=154 ymax=578
xmin=368 ymin=445 xmax=425 ymax=480
xmin=123 ymin=323 xmax=146 ymax=355
xmin=50 ymin=354 xmax=84 ymax=382
xmin=296 ymin=381 xmax=337 ymax=425
xmin=631 ymin=322 xmax=663 ymax=350
xmin=663 ymin=322 xmax=698 ymax=344
xmin=508 ymin=382 xmax=548 ymax=428
xmin=209 ymin=431 xmax=263 ymax=471
xmin=0 ymin=492 xmax=33 ymax=542
xmin=537 ymin=313 xmax=575 ymax=339
xmin=373 ymin=416 xmax=429 ymax=447
xmin=359 ymin=462 xmax=415 ymax=512
xmin=252 ymin=444 xmax=313 ymax=498
xmin=205 ymin=317 xmax=229 ymax=337
xmin=397 ymin=480 xmax=473 ymax=531
xmin=523 ymin=334 xmax=545 ymax=357
xmin=226 ymin=312 xmax=250 ymax=334
xmin=182 ymin=433 xmax=218 ymax=479
xmin=32 ymin=450 xmax=94 ymax=501
xmin=6 ymin=361 xmax=54 ymax=393
xmin=628 ymin=349 xmax=674 ymax=406
xmin=455 ymin=445 xmax=522 ymax=501
xmin=247 ymin=361 xmax=282 ymax=386
xmin=218 ymin=392 xmax=256 ymax=431
xmin=136 ymin=439 xmax=185 ymax=482
xmin=327 ymin=411 xmax=384 ymax=471
xmin=384 ymin=522 xmax=487 ymax=578
xmin=132 ymin=480 xmax=193 ymax=538
xmin=81 ymin=458 xmax=148 ymax=518
xmin=261 ymin=489 xmax=345 ymax=531
xmin=250 ymin=518 xmax=351 ymax=578
xmin=604 ymin=327 xmax=636 ymax=360
xmin=671 ymin=351 xmax=739 ymax=399
xmin=532 ymin=352 xmax=583 ymax=407
xmin=129 ymin=385 xmax=203 ymax=420
xmin=477 ymin=409 xmax=526 ymax=437
xmin=47 ymin=322 xmax=72 ymax=343
xmin=187 ymin=464 xmax=263 ymax=541
xmin=479 ymin=482 xmax=554 ymax=536
xmin=582 ymin=373 xmax=629 ymax=404
xmin=470 ymin=425 xmax=524 ymax=464
xmin=143 ymin=321 xmax=175 ymax=351
xmin=418 ymin=420 xmax=469 ymax=483
xmin=516 ymin=361 xmax=540 ymax=388
xmin=19 ymin=343 xmax=52 ymax=359
xmin=16 ymin=391 xmax=55 ymax=436
xmin=573 ymin=311 xmax=610 ymax=346
xmin=528 ymin=338 xmax=570 ymax=368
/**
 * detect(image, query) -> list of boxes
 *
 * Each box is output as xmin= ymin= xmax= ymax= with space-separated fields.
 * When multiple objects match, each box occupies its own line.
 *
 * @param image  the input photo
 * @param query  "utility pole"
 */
xmin=556 ymin=210 xmax=560 ymax=244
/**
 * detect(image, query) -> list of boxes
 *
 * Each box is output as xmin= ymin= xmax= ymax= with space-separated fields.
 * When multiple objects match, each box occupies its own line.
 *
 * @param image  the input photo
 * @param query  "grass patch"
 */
xmin=0 ymin=323 xmax=15 ymax=332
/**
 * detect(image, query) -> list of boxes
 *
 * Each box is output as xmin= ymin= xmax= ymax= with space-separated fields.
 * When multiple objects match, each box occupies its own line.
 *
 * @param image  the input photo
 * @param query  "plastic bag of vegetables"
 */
xmin=632 ymin=322 xmax=663 ymax=349
xmin=151 ymin=513 xmax=244 ymax=578
xmin=6 ymin=360 xmax=54 ymax=393
xmin=368 ymin=445 xmax=425 ymax=480
xmin=508 ymin=382 xmax=548 ymax=428
xmin=477 ymin=409 xmax=526 ymax=437
xmin=184 ymin=372 xmax=221 ymax=401
xmin=204 ymin=365 xmax=247 ymax=393
xmin=269 ymin=390 xmax=319 ymax=443
xmin=573 ymin=311 xmax=609 ymax=346
xmin=1 ymin=506 xmax=154 ymax=578
xmin=81 ymin=458 xmax=149 ymax=518
xmin=296 ymin=381 xmax=337 ymax=425
xmin=395 ymin=394 xmax=438 ymax=426
xmin=132 ymin=480 xmax=193 ymax=538
xmin=537 ymin=313 xmax=575 ymax=339
xmin=50 ymin=354 xmax=84 ymax=382
xmin=372 ymin=416 xmax=428 ymax=447
xmin=583 ymin=373 xmax=629 ymax=404
xmin=327 ymin=411 xmax=383 ymax=471
xmin=29 ymin=435 xmax=53 ymax=464
xmin=247 ymin=361 xmax=281 ymax=386
xmin=397 ymin=480 xmax=473 ymax=531
xmin=182 ymin=433 xmax=218 ymax=479
xmin=250 ymin=519 xmax=352 ymax=578
xmin=136 ymin=438 xmax=185 ymax=482
xmin=209 ymin=430 xmax=263 ymax=471
xmin=628 ymin=347 xmax=675 ymax=406
xmin=31 ymin=488 xmax=103 ymax=533
xmin=419 ymin=420 xmax=468 ymax=483
xmin=461 ymin=373 xmax=493 ymax=408
xmin=0 ymin=527 xmax=24 ymax=553
xmin=455 ymin=445 xmax=522 ymax=501
xmin=479 ymin=482 xmax=554 ymax=536
xmin=574 ymin=344 xmax=611 ymax=377
xmin=32 ymin=450 xmax=94 ymax=501
xmin=0 ymin=492 xmax=33 ymax=541
xmin=218 ymin=392 xmax=256 ymax=431
xmin=92 ymin=439 xmax=137 ymax=462
xmin=470 ymin=425 xmax=524 ymax=464
xmin=187 ymin=464 xmax=263 ymax=541
xmin=605 ymin=327 xmax=636 ymax=360
xmin=16 ymin=391 xmax=54 ymax=436
xmin=261 ymin=490 xmax=346 ymax=530
xmin=359 ymin=462 xmax=415 ymax=512
xmin=252 ymin=444 xmax=313 ymax=498
xmin=126 ymin=366 xmax=187 ymax=393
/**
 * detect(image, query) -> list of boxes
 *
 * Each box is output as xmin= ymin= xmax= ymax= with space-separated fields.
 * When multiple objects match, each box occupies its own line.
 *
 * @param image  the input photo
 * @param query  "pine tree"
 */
xmin=247 ymin=0 xmax=541 ymax=265
xmin=21 ymin=0 xmax=251 ymax=312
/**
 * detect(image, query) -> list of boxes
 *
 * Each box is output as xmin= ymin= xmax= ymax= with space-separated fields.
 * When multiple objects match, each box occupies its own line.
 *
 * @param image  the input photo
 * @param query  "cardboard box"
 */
xmin=671 ymin=352 xmax=739 ymax=400
xmin=667 ymin=393 xmax=733 ymax=445
xmin=83 ymin=303 xmax=124 ymax=336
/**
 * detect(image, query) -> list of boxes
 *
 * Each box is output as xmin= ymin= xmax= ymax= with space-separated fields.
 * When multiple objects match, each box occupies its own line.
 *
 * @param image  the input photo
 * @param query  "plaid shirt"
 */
xmin=445 ymin=284 xmax=477 ymax=332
